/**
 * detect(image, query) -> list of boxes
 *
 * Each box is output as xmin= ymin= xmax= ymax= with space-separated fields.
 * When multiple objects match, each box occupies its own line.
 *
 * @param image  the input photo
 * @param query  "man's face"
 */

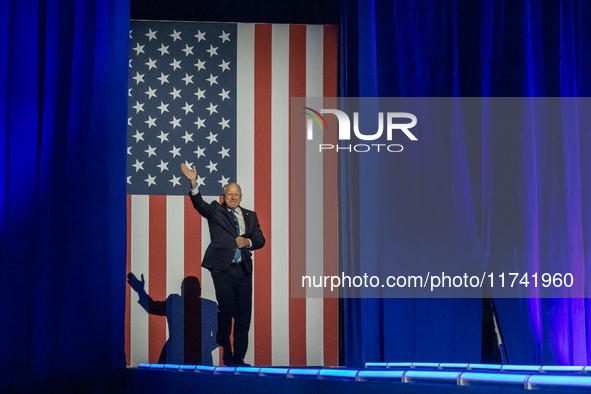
xmin=224 ymin=184 xmax=242 ymax=210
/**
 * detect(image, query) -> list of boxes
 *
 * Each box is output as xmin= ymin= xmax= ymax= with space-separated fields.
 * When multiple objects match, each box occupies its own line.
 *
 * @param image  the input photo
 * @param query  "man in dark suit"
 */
xmin=181 ymin=163 xmax=265 ymax=367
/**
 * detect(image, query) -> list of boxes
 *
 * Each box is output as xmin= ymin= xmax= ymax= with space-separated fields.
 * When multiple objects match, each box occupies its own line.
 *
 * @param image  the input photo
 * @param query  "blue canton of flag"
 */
xmin=127 ymin=21 xmax=237 ymax=196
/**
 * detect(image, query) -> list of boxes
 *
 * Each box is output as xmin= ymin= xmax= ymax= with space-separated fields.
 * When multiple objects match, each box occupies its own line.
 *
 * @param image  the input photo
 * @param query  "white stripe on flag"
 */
xmin=270 ymin=23 xmax=290 ymax=366
xmin=130 ymin=195 xmax=149 ymax=367
xmin=166 ymin=196 xmax=185 ymax=294
xmin=306 ymin=24 xmax=325 ymax=367
xmin=166 ymin=196 xmax=185 ymax=346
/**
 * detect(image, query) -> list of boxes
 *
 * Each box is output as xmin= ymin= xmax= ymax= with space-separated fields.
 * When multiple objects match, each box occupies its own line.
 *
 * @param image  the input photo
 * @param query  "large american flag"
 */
xmin=126 ymin=21 xmax=339 ymax=367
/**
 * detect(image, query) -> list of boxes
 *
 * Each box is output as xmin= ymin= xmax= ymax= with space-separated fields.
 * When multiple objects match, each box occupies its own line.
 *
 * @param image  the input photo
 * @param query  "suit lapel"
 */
xmin=242 ymin=209 xmax=252 ymax=233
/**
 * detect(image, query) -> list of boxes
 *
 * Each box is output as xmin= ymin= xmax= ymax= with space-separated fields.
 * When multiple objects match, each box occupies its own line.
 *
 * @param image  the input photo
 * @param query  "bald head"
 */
xmin=223 ymin=183 xmax=242 ymax=195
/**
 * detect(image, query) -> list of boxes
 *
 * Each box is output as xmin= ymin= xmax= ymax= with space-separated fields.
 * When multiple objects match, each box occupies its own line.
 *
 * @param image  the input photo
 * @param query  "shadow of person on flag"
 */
xmin=127 ymin=273 xmax=218 ymax=365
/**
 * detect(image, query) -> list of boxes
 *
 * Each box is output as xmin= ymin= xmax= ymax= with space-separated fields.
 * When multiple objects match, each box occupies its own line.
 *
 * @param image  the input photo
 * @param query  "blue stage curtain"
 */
xmin=0 ymin=0 xmax=129 ymax=390
xmin=479 ymin=0 xmax=591 ymax=366
xmin=341 ymin=0 xmax=591 ymax=366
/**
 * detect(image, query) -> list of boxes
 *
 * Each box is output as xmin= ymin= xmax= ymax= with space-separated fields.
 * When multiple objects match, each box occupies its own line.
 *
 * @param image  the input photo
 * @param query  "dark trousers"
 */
xmin=210 ymin=264 xmax=252 ymax=361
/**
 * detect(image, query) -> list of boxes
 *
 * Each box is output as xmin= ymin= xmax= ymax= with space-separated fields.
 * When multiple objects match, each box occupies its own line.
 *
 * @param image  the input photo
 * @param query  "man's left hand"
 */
xmin=235 ymin=237 xmax=249 ymax=248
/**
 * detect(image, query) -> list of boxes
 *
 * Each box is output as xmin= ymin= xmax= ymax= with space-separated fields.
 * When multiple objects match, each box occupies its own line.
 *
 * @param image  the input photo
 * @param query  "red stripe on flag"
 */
xmin=323 ymin=26 xmax=339 ymax=98
xmin=126 ymin=195 xmax=131 ymax=366
xmin=323 ymin=25 xmax=339 ymax=367
xmin=149 ymin=195 xmax=167 ymax=363
xmin=254 ymin=23 xmax=273 ymax=367
xmin=289 ymin=24 xmax=307 ymax=366
xmin=184 ymin=195 xmax=201 ymax=281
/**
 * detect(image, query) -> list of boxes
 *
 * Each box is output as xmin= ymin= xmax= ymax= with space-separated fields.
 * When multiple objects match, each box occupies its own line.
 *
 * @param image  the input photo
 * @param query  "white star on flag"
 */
xmin=132 ymin=72 xmax=145 ymax=84
xmin=133 ymin=43 xmax=145 ymax=55
xmin=145 ymin=87 xmax=157 ymax=99
xmin=156 ymin=160 xmax=169 ymax=172
xmin=219 ymin=175 xmax=230 ymax=188
xmin=157 ymin=101 xmax=169 ymax=113
xmin=194 ymin=88 xmax=206 ymax=100
xmin=181 ymin=102 xmax=194 ymax=114
xmin=145 ymin=28 xmax=157 ymax=41
xmin=196 ymin=174 xmax=206 ymax=188
xmin=206 ymin=45 xmax=218 ymax=57
xmin=218 ymin=146 xmax=230 ymax=159
xmin=157 ymin=130 xmax=169 ymax=142
xmin=169 ymin=87 xmax=182 ymax=100
xmin=182 ymin=44 xmax=194 ymax=56
xmin=144 ymin=145 xmax=157 ymax=157
xmin=157 ymin=73 xmax=169 ymax=85
xmin=169 ymin=116 xmax=181 ymax=128
xmin=132 ymin=130 xmax=144 ymax=142
xmin=170 ymin=29 xmax=182 ymax=41
xmin=218 ymin=117 xmax=230 ymax=129
xmin=219 ymin=31 xmax=231 ymax=43
xmin=145 ymin=116 xmax=156 ymax=128
xmin=194 ymin=30 xmax=206 ymax=42
xmin=206 ymin=160 xmax=218 ymax=173
xmin=194 ymin=117 xmax=206 ymax=128
xmin=181 ymin=74 xmax=194 ymax=85
xmin=206 ymin=132 xmax=218 ymax=144
xmin=145 ymin=58 xmax=157 ymax=70
xmin=194 ymin=146 xmax=206 ymax=158
xmin=169 ymin=175 xmax=181 ymax=187
xmin=206 ymin=102 xmax=218 ymax=115
xmin=195 ymin=59 xmax=206 ymax=71
xmin=157 ymin=44 xmax=169 ymax=56
xmin=181 ymin=131 xmax=194 ymax=143
xmin=169 ymin=145 xmax=181 ymax=158
xmin=219 ymin=60 xmax=230 ymax=72
xmin=170 ymin=58 xmax=182 ymax=70
xmin=132 ymin=159 xmax=144 ymax=172
xmin=219 ymin=88 xmax=230 ymax=100
xmin=206 ymin=74 xmax=218 ymax=86
xmin=145 ymin=174 xmax=157 ymax=186
xmin=132 ymin=101 xmax=145 ymax=113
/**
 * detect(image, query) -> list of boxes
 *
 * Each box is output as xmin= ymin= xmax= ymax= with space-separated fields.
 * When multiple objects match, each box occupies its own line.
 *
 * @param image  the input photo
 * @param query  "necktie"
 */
xmin=232 ymin=210 xmax=241 ymax=262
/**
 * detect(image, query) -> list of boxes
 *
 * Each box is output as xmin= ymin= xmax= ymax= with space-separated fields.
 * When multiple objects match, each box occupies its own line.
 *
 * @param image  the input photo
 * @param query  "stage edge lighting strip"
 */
xmin=135 ymin=363 xmax=591 ymax=389
xmin=318 ymin=369 xmax=359 ymax=380
xmin=527 ymin=375 xmax=591 ymax=388
xmin=287 ymin=368 xmax=321 ymax=377
xmin=404 ymin=370 xmax=461 ymax=383
xmin=458 ymin=372 xmax=528 ymax=386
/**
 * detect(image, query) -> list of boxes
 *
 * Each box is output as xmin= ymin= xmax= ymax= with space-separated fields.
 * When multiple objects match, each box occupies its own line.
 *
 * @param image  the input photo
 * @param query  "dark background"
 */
xmin=131 ymin=0 xmax=341 ymax=25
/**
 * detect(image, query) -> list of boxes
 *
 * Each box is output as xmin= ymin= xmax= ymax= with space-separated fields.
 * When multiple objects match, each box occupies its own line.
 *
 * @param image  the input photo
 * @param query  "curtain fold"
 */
xmin=1 ymin=0 xmax=129 ymax=390
xmin=341 ymin=0 xmax=591 ymax=366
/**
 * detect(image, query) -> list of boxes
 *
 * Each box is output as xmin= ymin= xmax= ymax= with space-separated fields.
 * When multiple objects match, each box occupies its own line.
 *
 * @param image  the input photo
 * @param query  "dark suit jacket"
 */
xmin=189 ymin=192 xmax=265 ymax=273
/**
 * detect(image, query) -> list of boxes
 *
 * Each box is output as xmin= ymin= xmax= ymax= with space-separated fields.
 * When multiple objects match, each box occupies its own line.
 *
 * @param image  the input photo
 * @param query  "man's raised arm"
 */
xmin=181 ymin=163 xmax=214 ymax=219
